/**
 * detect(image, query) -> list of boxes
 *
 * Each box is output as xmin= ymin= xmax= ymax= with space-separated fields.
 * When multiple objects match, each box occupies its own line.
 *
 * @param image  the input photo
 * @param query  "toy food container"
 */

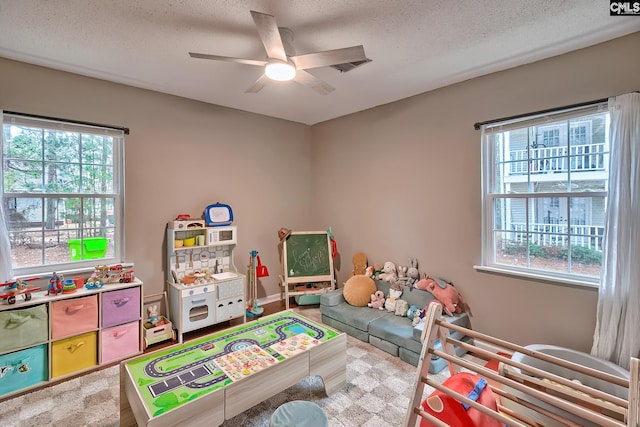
xmin=183 ymin=237 xmax=195 ymax=247
xmin=174 ymin=239 xmax=184 ymax=248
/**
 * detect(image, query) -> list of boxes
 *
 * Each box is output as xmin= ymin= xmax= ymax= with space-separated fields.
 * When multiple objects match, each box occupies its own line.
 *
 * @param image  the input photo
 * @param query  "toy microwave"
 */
xmin=203 ymin=202 xmax=234 ymax=227
xmin=206 ymin=226 xmax=237 ymax=246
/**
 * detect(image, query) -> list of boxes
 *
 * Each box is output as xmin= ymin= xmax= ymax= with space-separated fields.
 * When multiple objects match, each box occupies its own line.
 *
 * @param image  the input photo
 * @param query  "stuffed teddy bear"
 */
xmin=421 ymin=278 xmax=470 ymax=317
xmin=350 ymin=252 xmax=367 ymax=276
xmin=368 ymin=290 xmax=385 ymax=310
xmin=378 ymin=261 xmax=398 ymax=283
xmin=384 ymin=284 xmax=403 ymax=312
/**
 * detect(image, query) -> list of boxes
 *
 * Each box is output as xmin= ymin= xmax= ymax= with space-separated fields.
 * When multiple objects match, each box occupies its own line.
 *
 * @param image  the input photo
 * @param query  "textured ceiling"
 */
xmin=0 ymin=1 xmax=638 ymax=125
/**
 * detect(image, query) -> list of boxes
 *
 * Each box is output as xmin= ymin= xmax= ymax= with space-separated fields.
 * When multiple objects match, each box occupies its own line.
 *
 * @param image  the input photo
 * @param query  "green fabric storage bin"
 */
xmin=0 ymin=304 xmax=48 ymax=353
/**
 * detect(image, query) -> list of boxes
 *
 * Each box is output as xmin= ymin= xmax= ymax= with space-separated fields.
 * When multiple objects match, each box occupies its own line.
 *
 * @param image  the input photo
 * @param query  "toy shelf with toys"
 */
xmin=0 ymin=267 xmax=143 ymax=399
xmin=142 ymin=292 xmax=175 ymax=349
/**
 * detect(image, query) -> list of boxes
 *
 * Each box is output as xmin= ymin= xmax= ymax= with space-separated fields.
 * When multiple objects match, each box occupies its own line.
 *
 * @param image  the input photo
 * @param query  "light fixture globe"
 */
xmin=265 ymin=60 xmax=296 ymax=81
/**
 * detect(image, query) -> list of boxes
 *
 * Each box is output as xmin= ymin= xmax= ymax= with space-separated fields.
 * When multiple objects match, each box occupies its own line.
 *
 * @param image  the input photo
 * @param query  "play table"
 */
xmin=119 ymin=310 xmax=346 ymax=426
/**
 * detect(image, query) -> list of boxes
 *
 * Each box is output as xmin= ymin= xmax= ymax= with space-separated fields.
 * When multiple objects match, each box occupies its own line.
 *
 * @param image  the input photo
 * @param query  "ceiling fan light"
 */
xmin=265 ymin=61 xmax=296 ymax=81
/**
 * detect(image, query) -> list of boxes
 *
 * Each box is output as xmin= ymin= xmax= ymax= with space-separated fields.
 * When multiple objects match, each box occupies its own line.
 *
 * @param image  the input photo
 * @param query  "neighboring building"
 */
xmin=496 ymin=111 xmax=608 ymax=252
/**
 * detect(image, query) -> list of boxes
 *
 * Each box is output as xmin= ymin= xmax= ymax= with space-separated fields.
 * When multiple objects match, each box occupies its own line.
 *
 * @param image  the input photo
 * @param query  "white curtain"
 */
xmin=591 ymin=92 xmax=640 ymax=369
xmin=0 ymin=110 xmax=14 ymax=282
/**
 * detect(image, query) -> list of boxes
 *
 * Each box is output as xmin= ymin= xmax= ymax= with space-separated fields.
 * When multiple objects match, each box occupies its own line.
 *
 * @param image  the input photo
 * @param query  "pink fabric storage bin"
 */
xmin=101 ymin=287 xmax=140 ymax=327
xmin=100 ymin=321 xmax=140 ymax=363
xmin=51 ymin=295 xmax=98 ymax=339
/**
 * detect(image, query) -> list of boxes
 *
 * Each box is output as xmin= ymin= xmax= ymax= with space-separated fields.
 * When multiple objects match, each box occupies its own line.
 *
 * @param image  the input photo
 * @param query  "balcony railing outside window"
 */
xmin=508 ymin=143 xmax=606 ymax=175
xmin=508 ymin=223 xmax=605 ymax=251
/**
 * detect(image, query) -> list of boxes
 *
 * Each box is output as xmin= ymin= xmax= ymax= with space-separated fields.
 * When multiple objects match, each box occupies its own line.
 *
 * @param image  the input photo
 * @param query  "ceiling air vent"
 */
xmin=330 ymin=58 xmax=372 ymax=73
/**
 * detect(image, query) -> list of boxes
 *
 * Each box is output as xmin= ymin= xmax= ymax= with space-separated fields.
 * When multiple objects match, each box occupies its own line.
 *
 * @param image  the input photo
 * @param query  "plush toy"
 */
xmin=412 ymin=308 xmax=425 ymax=326
xmin=396 ymin=264 xmax=407 ymax=281
xmin=368 ymin=290 xmax=385 ymax=310
xmin=415 ymin=276 xmax=444 ymax=291
xmin=378 ymin=261 xmax=398 ymax=283
xmin=396 ymin=258 xmax=420 ymax=287
xmin=420 ymin=277 xmax=470 ymax=316
xmin=395 ymin=299 xmax=409 ymax=316
xmin=350 ymin=252 xmax=368 ymax=277
xmin=371 ymin=263 xmax=384 ymax=279
xmin=147 ymin=304 xmax=160 ymax=325
xmin=407 ymin=305 xmax=420 ymax=321
xmin=384 ymin=284 xmax=403 ymax=312
xmin=405 ymin=258 xmax=420 ymax=287
xmin=365 ymin=265 xmax=375 ymax=278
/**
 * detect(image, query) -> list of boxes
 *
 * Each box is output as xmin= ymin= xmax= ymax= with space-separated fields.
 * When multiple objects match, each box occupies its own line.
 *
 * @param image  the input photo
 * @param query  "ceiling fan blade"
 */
xmin=189 ymin=52 xmax=267 ymax=67
xmin=293 ymin=70 xmax=334 ymax=95
xmin=250 ymin=10 xmax=287 ymax=62
xmin=245 ymin=74 xmax=270 ymax=93
xmin=290 ymin=45 xmax=367 ymax=70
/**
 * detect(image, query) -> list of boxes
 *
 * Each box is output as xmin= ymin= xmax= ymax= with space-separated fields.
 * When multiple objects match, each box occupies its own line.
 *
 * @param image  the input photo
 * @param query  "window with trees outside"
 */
xmin=1 ymin=113 xmax=124 ymax=276
xmin=480 ymin=102 xmax=609 ymax=284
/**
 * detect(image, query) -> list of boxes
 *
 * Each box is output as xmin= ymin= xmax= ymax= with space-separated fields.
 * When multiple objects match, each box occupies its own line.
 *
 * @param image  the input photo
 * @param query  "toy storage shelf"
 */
xmin=0 ymin=280 xmax=143 ymax=399
xmin=165 ymin=224 xmax=246 ymax=343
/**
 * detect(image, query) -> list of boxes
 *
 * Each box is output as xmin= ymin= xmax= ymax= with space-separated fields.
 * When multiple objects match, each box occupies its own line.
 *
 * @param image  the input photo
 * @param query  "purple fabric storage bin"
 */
xmin=102 ymin=287 xmax=140 ymax=327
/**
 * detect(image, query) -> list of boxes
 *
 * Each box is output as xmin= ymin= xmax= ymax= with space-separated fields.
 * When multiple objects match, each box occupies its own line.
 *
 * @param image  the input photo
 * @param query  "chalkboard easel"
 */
xmin=281 ymin=231 xmax=335 ymax=309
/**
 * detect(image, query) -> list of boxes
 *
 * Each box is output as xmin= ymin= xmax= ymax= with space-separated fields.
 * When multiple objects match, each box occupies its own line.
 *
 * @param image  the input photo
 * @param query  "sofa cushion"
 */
xmin=320 ymin=294 xmax=388 ymax=332
xmin=368 ymin=315 xmax=423 ymax=355
xmin=320 ymin=289 xmax=345 ymax=307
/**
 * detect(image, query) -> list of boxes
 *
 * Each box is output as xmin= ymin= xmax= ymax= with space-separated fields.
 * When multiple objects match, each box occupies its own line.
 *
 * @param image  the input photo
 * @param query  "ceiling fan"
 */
xmin=189 ymin=10 xmax=370 ymax=95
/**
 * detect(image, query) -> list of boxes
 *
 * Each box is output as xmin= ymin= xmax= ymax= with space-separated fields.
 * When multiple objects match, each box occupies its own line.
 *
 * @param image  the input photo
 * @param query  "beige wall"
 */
xmin=310 ymin=31 xmax=640 ymax=351
xmin=1 ymin=31 xmax=638 ymax=351
xmin=0 ymin=58 xmax=311 ymax=301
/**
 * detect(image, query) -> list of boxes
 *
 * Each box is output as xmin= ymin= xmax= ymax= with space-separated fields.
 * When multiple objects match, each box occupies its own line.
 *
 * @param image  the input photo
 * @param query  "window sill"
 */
xmin=473 ymin=265 xmax=599 ymax=290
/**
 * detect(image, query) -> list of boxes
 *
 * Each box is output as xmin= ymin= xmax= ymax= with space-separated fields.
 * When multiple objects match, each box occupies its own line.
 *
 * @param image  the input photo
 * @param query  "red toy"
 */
xmin=420 ymin=372 xmax=504 ymax=427
xmin=47 ymin=272 xmax=64 ymax=296
xmin=0 ymin=278 xmax=40 ymax=305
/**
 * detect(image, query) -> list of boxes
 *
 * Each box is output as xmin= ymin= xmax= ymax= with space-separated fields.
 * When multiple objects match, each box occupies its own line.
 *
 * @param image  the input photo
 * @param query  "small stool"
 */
xmin=270 ymin=400 xmax=328 ymax=427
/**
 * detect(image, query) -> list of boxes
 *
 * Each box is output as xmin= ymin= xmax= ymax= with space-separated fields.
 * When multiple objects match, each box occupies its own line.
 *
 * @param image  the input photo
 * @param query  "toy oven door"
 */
xmin=180 ymin=287 xmax=216 ymax=333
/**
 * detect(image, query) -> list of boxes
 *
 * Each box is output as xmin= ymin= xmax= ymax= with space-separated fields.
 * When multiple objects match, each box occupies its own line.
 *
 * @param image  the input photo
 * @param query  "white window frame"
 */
xmin=478 ymin=103 xmax=609 ymax=286
xmin=1 ymin=112 xmax=125 ymax=277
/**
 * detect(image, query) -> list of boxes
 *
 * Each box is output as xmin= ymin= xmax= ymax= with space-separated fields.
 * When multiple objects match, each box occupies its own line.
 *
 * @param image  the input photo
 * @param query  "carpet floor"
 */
xmin=0 ymin=306 xmax=449 ymax=426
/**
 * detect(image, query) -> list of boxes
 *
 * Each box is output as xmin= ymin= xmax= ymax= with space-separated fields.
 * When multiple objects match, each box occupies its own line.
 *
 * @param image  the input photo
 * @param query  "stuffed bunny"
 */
xmin=397 ymin=258 xmax=420 ymax=287
xmin=147 ymin=304 xmax=160 ymax=325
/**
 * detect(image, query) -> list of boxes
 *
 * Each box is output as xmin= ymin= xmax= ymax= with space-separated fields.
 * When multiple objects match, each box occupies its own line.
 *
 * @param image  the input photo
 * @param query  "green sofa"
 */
xmin=320 ymin=279 xmax=471 ymax=371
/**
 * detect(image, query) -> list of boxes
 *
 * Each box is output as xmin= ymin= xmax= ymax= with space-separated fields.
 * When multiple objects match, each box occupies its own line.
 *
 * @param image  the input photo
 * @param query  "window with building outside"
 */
xmin=1 ymin=113 xmax=124 ymax=277
xmin=480 ymin=103 xmax=609 ymax=283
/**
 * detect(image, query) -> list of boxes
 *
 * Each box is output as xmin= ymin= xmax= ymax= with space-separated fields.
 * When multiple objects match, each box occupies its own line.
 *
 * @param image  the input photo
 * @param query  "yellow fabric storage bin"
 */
xmin=0 ymin=304 xmax=48 ymax=353
xmin=51 ymin=331 xmax=97 ymax=378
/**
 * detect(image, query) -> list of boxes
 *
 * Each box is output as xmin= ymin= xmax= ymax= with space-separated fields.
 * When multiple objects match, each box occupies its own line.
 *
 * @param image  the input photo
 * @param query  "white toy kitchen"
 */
xmin=166 ymin=221 xmax=245 ymax=342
